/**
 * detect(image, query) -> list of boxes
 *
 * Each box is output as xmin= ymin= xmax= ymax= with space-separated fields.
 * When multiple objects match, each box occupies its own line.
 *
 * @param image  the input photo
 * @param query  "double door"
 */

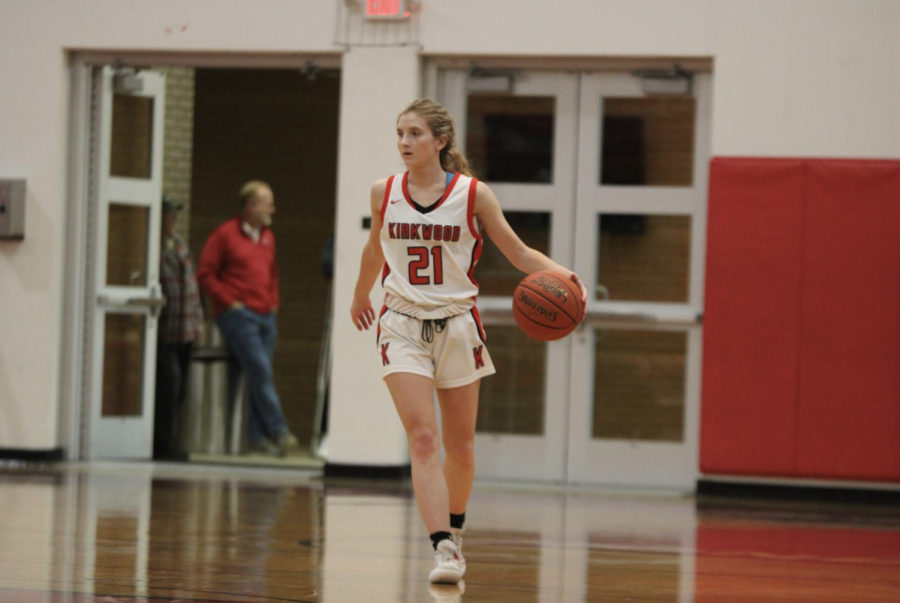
xmin=441 ymin=68 xmax=711 ymax=489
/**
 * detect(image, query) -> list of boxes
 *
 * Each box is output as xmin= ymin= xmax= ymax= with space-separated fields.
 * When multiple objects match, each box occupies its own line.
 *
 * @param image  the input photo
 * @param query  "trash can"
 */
xmin=188 ymin=345 xmax=245 ymax=455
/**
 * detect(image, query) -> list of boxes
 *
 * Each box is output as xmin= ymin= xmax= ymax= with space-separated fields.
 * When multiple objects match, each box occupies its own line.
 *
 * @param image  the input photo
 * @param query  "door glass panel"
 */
xmin=107 ymin=204 xmax=149 ymax=287
xmin=466 ymin=96 xmax=555 ymax=183
xmin=110 ymin=94 xmax=154 ymax=179
xmin=477 ymin=327 xmax=546 ymax=435
xmin=102 ymin=313 xmax=146 ymax=417
xmin=597 ymin=214 xmax=691 ymax=302
xmin=478 ymin=212 xmax=551 ymax=296
xmin=592 ymin=329 xmax=686 ymax=442
xmin=601 ymin=97 xmax=695 ymax=186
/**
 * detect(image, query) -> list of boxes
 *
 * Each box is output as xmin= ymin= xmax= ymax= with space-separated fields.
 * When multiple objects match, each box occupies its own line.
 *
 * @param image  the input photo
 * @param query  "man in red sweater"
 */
xmin=197 ymin=181 xmax=298 ymax=456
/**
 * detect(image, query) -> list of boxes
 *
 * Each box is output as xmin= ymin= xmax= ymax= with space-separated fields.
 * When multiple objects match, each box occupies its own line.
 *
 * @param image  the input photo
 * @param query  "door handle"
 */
xmin=97 ymin=295 xmax=166 ymax=308
xmin=588 ymin=310 xmax=658 ymax=322
xmin=582 ymin=309 xmax=703 ymax=327
xmin=133 ymin=282 xmax=166 ymax=318
xmin=126 ymin=297 xmax=167 ymax=308
xmin=97 ymin=286 xmax=167 ymax=318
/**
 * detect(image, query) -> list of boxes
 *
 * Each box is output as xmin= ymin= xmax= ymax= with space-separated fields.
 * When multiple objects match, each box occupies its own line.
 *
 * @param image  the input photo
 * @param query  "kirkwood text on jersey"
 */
xmin=388 ymin=222 xmax=462 ymax=242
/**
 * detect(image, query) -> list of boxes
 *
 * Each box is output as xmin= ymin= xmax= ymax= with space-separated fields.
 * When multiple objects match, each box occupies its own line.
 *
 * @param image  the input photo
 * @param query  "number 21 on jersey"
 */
xmin=408 ymin=246 xmax=443 ymax=285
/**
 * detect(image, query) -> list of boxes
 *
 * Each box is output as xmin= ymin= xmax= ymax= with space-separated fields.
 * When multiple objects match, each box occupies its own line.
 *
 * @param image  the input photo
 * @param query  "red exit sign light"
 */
xmin=366 ymin=0 xmax=411 ymax=19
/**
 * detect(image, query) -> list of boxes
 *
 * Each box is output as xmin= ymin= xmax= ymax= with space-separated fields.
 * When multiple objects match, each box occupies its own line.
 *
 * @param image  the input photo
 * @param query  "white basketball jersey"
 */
xmin=379 ymin=171 xmax=483 ymax=319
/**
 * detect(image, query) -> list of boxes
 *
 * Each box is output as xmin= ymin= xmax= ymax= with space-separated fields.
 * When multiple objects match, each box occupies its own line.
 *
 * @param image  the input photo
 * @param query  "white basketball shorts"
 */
xmin=376 ymin=307 xmax=496 ymax=389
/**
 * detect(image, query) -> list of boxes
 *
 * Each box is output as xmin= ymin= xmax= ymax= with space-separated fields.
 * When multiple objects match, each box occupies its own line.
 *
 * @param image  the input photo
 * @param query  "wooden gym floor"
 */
xmin=1 ymin=462 xmax=898 ymax=603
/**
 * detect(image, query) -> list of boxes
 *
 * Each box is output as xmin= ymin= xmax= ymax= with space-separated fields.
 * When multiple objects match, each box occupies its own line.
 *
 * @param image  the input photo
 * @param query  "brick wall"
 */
xmin=155 ymin=66 xmax=196 ymax=243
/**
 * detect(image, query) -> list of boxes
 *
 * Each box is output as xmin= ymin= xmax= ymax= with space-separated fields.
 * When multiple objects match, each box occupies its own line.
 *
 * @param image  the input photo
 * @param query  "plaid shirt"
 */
xmin=158 ymin=232 xmax=204 ymax=343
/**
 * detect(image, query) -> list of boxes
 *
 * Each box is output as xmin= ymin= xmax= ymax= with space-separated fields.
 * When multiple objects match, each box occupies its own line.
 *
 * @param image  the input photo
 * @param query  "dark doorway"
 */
xmin=190 ymin=68 xmax=340 ymax=448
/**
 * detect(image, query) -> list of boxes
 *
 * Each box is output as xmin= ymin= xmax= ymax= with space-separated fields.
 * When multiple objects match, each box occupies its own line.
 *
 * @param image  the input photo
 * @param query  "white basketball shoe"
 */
xmin=429 ymin=539 xmax=463 ymax=584
xmin=450 ymin=527 xmax=466 ymax=577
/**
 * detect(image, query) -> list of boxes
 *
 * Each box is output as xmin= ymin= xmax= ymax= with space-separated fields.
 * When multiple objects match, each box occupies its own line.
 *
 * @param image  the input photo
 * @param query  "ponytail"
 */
xmin=441 ymin=146 xmax=474 ymax=177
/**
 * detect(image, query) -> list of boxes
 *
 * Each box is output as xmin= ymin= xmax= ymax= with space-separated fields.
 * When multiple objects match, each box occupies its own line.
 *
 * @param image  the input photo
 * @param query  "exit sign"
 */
xmin=366 ymin=0 xmax=411 ymax=19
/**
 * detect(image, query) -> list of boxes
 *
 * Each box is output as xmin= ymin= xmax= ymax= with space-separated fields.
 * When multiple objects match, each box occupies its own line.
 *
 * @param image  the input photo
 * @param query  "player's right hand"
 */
xmin=351 ymin=296 xmax=376 ymax=331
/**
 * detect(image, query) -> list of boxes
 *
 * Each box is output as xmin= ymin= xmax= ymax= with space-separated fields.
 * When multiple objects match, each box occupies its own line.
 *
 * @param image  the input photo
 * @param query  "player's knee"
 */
xmin=444 ymin=438 xmax=475 ymax=467
xmin=409 ymin=426 xmax=439 ymax=461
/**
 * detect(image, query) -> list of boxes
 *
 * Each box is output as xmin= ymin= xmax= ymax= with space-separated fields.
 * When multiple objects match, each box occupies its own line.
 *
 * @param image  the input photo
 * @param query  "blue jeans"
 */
xmin=217 ymin=308 xmax=289 ymax=445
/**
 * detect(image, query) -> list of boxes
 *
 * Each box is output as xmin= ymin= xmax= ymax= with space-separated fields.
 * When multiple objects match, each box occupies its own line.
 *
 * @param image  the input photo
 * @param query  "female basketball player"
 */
xmin=350 ymin=99 xmax=588 ymax=585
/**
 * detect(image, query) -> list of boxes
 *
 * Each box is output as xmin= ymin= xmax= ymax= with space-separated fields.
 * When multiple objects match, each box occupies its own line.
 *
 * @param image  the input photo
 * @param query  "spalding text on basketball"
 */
xmin=519 ymin=291 xmax=559 ymax=322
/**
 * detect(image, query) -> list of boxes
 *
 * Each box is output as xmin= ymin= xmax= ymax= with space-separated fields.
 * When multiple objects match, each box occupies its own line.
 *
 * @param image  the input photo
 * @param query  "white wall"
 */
xmin=21 ymin=0 xmax=339 ymax=51
xmin=328 ymin=46 xmax=420 ymax=467
xmin=710 ymin=1 xmax=900 ymax=157
xmin=0 ymin=1 xmax=339 ymax=449
xmin=1 ymin=0 xmax=898 ymax=452
xmin=421 ymin=0 xmax=716 ymax=56
xmin=0 ymin=7 xmax=70 ymax=448
xmin=420 ymin=0 xmax=900 ymax=158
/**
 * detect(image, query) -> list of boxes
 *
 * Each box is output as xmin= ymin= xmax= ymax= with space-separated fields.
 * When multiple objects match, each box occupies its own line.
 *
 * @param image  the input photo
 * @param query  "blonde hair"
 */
xmin=239 ymin=180 xmax=271 ymax=209
xmin=398 ymin=99 xmax=474 ymax=177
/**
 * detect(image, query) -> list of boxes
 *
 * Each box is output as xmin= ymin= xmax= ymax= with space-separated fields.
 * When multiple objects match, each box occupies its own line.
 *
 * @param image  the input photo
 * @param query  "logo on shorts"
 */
xmin=473 ymin=345 xmax=485 ymax=369
xmin=381 ymin=343 xmax=390 ymax=366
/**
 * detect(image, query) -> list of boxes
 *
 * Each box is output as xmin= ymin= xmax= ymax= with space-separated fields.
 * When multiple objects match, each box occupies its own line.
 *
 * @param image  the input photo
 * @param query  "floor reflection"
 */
xmin=0 ymin=463 xmax=897 ymax=602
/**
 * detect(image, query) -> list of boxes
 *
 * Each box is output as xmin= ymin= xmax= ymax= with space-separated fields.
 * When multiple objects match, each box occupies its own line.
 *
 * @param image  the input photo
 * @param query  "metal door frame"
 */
xmin=441 ymin=68 xmax=580 ymax=482
xmin=433 ymin=66 xmax=712 ymax=488
xmin=60 ymin=52 xmax=341 ymax=461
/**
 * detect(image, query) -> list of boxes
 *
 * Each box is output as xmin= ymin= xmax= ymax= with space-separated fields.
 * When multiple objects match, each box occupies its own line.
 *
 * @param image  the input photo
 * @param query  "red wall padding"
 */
xmin=701 ymin=159 xmax=806 ymax=476
xmin=701 ymin=158 xmax=900 ymax=482
xmin=797 ymin=162 xmax=900 ymax=480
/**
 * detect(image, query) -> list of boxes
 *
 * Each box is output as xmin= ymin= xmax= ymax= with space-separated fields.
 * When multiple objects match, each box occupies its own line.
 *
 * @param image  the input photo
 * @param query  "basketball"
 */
xmin=513 ymin=271 xmax=583 ymax=341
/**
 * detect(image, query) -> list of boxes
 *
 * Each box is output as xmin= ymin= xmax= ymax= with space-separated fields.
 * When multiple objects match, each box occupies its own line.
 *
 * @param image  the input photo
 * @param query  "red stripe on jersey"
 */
xmin=401 ymin=171 xmax=461 ymax=212
xmin=376 ymin=304 xmax=389 ymax=345
xmin=466 ymin=178 xmax=483 ymax=288
xmin=380 ymin=175 xmax=395 ymax=225
xmin=467 ymin=238 xmax=482 ymax=288
xmin=470 ymin=307 xmax=487 ymax=343
xmin=466 ymin=178 xmax=482 ymax=239
xmin=381 ymin=262 xmax=391 ymax=286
